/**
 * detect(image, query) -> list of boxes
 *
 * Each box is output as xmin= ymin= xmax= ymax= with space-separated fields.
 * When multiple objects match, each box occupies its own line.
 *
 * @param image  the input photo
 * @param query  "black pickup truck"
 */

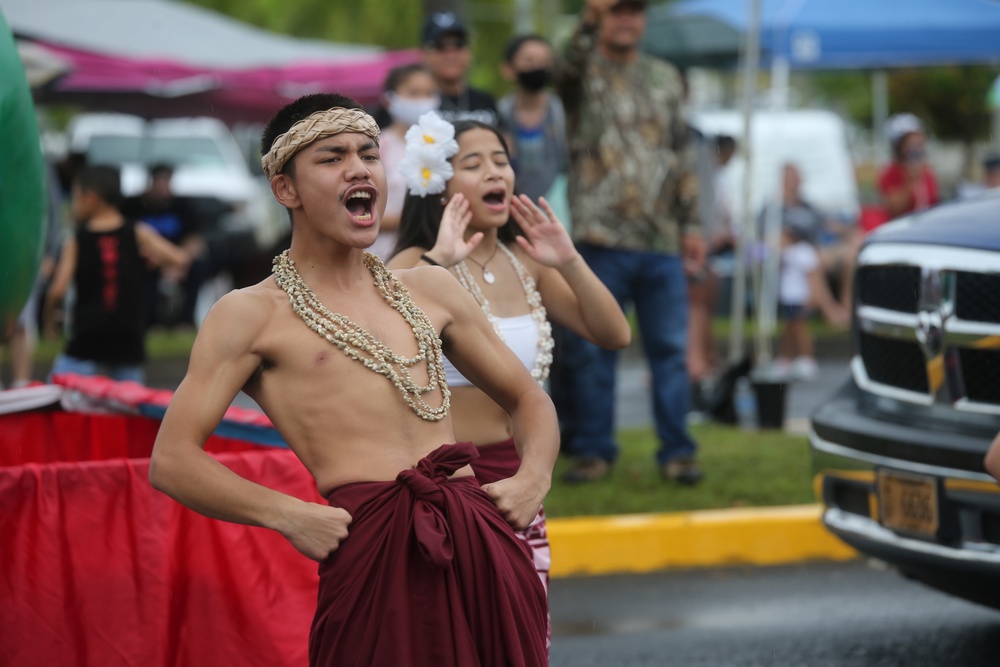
xmin=810 ymin=190 xmax=1000 ymax=609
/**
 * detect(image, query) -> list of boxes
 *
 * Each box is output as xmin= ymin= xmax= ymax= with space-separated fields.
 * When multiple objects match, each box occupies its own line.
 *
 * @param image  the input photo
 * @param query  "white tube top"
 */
xmin=443 ymin=313 xmax=540 ymax=388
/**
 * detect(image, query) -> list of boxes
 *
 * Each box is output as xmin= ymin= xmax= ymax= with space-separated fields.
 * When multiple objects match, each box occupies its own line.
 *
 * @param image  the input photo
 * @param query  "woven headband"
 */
xmin=261 ymin=107 xmax=381 ymax=179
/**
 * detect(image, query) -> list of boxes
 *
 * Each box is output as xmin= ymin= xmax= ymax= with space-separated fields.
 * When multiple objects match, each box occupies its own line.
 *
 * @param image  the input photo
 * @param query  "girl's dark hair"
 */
xmin=372 ymin=63 xmax=432 ymax=129
xmin=392 ymin=120 xmax=522 ymax=258
xmin=503 ymin=34 xmax=550 ymax=64
xmin=383 ymin=63 xmax=431 ymax=94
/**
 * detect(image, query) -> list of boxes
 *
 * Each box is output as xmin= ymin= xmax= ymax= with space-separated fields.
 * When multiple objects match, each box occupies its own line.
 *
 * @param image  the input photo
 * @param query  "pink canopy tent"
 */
xmin=27 ymin=40 xmax=420 ymax=124
xmin=2 ymin=0 xmax=419 ymax=123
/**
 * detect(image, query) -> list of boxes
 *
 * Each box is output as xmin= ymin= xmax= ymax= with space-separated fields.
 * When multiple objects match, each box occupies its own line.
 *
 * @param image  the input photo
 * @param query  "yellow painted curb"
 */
xmin=547 ymin=504 xmax=857 ymax=578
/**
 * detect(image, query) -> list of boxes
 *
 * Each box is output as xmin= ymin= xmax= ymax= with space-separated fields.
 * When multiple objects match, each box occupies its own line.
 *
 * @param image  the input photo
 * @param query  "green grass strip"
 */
xmin=546 ymin=423 xmax=817 ymax=517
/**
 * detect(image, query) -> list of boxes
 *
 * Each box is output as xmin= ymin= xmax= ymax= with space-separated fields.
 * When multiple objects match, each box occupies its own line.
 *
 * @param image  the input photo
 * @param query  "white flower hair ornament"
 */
xmin=398 ymin=111 xmax=459 ymax=197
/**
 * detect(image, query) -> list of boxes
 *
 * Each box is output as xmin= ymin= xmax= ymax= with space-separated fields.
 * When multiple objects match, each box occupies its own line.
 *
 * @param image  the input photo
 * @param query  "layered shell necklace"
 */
xmin=454 ymin=241 xmax=555 ymax=383
xmin=272 ymin=250 xmax=450 ymax=422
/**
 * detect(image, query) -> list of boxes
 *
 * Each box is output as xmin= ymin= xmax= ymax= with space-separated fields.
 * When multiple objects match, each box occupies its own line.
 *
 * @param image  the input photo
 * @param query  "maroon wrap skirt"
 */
xmin=309 ymin=442 xmax=548 ymax=667
xmin=469 ymin=438 xmax=551 ymax=592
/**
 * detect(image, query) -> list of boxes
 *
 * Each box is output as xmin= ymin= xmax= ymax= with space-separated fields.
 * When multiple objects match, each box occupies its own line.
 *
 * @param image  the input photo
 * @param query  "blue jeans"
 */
xmin=50 ymin=353 xmax=145 ymax=384
xmin=559 ymin=244 xmax=697 ymax=465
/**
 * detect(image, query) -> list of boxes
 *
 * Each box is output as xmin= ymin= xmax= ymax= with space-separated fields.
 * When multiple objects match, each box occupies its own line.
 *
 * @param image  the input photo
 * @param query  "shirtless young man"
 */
xmin=148 ymin=93 xmax=554 ymax=667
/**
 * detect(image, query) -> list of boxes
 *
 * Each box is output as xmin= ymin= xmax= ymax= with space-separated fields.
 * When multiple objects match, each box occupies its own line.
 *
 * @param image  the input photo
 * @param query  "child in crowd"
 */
xmin=45 ymin=165 xmax=188 ymax=383
xmin=497 ymin=34 xmax=568 ymax=205
xmin=368 ymin=63 xmax=441 ymax=260
xmin=776 ymin=221 xmax=849 ymax=381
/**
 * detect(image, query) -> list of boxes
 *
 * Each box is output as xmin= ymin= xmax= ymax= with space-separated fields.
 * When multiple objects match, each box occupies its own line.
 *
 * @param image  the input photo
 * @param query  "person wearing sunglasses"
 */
xmin=421 ymin=11 xmax=499 ymax=127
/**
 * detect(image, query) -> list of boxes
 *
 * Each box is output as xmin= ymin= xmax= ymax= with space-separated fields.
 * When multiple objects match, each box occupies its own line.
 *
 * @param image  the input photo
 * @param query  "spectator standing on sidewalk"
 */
xmin=687 ymin=133 xmax=737 ymax=388
xmin=958 ymin=152 xmax=1000 ymax=199
xmin=497 ymin=34 xmax=568 ymax=204
xmin=878 ymin=113 xmax=940 ymax=220
xmin=773 ymin=222 xmax=849 ymax=382
xmin=553 ymin=0 xmax=706 ymax=484
xmin=121 ymin=164 xmax=207 ymax=330
xmin=421 ymin=11 xmax=499 ymax=127
xmin=45 ymin=165 xmax=188 ymax=383
xmin=760 ymin=164 xmax=850 ymax=381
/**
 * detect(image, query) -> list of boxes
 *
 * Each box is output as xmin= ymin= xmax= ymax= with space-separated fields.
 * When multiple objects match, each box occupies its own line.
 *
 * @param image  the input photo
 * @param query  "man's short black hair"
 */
xmin=149 ymin=163 xmax=174 ymax=179
xmin=715 ymin=135 xmax=736 ymax=153
xmin=75 ymin=165 xmax=122 ymax=208
xmin=260 ymin=93 xmax=364 ymax=177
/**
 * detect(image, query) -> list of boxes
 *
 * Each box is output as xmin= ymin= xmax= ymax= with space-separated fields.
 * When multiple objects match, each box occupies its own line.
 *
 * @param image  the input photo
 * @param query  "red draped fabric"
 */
xmin=0 ymin=408 xmax=322 ymax=667
xmin=312 ymin=443 xmax=548 ymax=667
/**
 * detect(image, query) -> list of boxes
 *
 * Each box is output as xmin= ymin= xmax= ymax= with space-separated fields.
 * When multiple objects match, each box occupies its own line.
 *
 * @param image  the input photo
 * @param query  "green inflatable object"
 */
xmin=0 ymin=10 xmax=46 ymax=338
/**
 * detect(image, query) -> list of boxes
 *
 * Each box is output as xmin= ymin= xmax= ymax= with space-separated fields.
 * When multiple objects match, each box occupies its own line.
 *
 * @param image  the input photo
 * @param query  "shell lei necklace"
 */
xmin=272 ymin=250 xmax=450 ymax=422
xmin=454 ymin=241 xmax=554 ymax=383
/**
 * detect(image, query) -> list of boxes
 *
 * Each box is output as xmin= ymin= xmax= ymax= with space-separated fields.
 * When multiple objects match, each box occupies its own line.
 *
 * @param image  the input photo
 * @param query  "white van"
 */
xmin=690 ymin=108 xmax=860 ymax=228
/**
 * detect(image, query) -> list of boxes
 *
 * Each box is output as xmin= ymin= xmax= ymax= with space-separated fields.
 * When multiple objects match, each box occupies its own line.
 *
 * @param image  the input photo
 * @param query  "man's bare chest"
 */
xmin=261 ymin=302 xmax=438 ymax=377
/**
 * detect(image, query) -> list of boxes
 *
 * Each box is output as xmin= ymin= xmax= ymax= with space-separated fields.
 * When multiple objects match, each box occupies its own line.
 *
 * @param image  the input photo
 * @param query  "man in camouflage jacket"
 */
xmin=553 ymin=0 xmax=706 ymax=485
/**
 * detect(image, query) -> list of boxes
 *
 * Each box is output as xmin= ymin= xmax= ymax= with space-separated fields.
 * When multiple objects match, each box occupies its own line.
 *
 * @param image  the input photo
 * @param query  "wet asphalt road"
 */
xmin=548 ymin=560 xmax=1000 ymax=667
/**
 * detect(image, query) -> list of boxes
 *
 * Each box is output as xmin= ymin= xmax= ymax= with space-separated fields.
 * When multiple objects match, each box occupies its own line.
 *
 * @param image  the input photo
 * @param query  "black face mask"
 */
xmin=516 ymin=67 xmax=552 ymax=92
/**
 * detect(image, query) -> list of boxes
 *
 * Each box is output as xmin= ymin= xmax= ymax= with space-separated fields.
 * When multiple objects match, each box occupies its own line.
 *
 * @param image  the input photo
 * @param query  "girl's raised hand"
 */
xmin=428 ymin=193 xmax=482 ymax=266
xmin=510 ymin=195 xmax=577 ymax=267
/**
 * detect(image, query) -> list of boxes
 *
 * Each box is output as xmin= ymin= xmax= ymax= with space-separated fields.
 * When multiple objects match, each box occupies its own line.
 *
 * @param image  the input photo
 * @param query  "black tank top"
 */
xmin=65 ymin=219 xmax=147 ymax=364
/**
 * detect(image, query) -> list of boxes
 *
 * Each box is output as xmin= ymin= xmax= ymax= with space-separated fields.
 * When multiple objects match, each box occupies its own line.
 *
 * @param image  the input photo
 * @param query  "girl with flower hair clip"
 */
xmin=389 ymin=112 xmax=631 ymax=613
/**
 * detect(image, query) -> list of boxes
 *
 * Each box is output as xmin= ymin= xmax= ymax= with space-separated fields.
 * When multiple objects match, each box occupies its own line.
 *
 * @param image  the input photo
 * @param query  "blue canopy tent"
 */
xmin=666 ymin=0 xmax=1000 ymax=70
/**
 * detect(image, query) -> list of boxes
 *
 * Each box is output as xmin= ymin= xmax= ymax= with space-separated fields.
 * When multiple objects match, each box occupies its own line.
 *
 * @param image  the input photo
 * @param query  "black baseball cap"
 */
xmin=422 ymin=12 xmax=469 ymax=47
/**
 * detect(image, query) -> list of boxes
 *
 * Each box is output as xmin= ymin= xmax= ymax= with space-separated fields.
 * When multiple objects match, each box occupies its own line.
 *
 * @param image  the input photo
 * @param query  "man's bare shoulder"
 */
xmin=199 ymin=277 xmax=286 ymax=339
xmin=391 ymin=264 xmax=468 ymax=304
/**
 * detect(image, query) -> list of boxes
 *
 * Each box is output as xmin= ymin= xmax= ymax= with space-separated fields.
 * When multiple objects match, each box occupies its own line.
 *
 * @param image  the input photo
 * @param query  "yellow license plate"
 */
xmin=877 ymin=469 xmax=939 ymax=537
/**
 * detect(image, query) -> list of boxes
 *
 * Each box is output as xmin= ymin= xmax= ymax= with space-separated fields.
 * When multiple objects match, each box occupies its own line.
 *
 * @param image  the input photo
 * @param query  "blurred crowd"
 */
xmin=4 ymin=0 xmax=1000 ymax=485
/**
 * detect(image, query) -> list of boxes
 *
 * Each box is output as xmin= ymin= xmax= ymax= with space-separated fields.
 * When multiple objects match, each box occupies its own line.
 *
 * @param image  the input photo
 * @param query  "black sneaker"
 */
xmin=662 ymin=457 xmax=704 ymax=485
xmin=562 ymin=457 xmax=611 ymax=484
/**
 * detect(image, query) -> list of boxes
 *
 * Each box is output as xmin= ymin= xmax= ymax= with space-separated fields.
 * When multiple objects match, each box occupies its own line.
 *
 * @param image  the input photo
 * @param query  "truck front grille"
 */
xmin=859 ymin=332 xmax=929 ymax=394
xmin=955 ymin=272 xmax=1000 ymax=324
xmin=854 ymin=245 xmax=1000 ymax=414
xmin=857 ymin=265 xmax=921 ymax=313
xmin=959 ymin=348 xmax=1000 ymax=405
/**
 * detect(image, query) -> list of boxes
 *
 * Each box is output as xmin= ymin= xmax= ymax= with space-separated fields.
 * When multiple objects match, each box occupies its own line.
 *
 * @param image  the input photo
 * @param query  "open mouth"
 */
xmin=345 ymin=187 xmax=376 ymax=223
xmin=482 ymin=189 xmax=507 ymax=212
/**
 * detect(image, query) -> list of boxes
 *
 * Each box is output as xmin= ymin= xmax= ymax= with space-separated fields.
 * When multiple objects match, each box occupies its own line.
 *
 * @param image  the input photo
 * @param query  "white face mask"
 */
xmin=386 ymin=92 xmax=441 ymax=128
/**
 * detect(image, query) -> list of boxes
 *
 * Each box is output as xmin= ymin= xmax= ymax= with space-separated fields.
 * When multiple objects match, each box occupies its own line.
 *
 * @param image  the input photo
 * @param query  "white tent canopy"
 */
xmin=1 ymin=0 xmax=378 ymax=68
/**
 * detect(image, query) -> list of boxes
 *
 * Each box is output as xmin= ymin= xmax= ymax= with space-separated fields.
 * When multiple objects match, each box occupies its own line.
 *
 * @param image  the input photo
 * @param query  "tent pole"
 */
xmin=729 ymin=0 xmax=761 ymax=364
xmin=757 ymin=54 xmax=789 ymax=369
xmin=872 ymin=70 xmax=889 ymax=165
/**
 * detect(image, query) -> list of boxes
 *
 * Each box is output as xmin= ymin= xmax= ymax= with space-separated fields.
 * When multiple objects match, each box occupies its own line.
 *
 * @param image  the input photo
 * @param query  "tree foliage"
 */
xmin=799 ymin=71 xmax=872 ymax=127
xmin=888 ymin=66 xmax=997 ymax=147
xmin=805 ymin=66 xmax=999 ymax=147
xmin=187 ymin=0 xmax=423 ymax=49
xmin=186 ymin=0 xmax=534 ymax=96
